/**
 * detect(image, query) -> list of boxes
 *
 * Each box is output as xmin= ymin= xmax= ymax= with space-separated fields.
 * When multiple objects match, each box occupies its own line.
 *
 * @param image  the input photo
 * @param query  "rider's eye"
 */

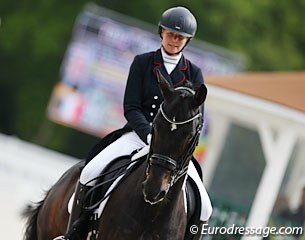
xmin=166 ymin=32 xmax=173 ymax=38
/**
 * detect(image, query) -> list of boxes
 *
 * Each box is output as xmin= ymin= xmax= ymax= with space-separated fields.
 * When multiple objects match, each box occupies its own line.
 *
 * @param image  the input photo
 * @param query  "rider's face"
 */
xmin=161 ymin=29 xmax=190 ymax=55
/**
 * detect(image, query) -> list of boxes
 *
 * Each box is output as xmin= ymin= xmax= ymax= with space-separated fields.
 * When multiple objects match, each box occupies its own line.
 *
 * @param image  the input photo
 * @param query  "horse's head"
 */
xmin=142 ymin=70 xmax=207 ymax=205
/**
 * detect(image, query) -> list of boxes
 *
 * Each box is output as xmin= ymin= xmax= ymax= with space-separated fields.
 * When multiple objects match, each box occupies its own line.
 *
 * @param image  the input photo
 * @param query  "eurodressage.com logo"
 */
xmin=190 ymin=224 xmax=303 ymax=238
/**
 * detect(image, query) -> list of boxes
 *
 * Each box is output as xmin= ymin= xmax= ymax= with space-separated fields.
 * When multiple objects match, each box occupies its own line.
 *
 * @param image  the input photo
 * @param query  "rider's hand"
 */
xmin=147 ymin=134 xmax=152 ymax=145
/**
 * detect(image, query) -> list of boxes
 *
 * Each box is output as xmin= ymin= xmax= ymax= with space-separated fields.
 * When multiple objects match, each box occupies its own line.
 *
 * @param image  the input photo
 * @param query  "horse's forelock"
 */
xmin=179 ymin=90 xmax=193 ymax=100
xmin=162 ymin=91 xmax=195 ymax=122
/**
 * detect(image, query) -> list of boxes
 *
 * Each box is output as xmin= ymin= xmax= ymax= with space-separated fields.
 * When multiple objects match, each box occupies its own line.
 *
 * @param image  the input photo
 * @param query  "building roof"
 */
xmin=205 ymin=71 xmax=305 ymax=114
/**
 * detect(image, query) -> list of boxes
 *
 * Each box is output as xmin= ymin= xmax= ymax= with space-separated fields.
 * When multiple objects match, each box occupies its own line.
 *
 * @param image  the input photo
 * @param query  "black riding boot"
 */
xmin=53 ymin=181 xmax=93 ymax=240
xmin=192 ymin=221 xmax=207 ymax=240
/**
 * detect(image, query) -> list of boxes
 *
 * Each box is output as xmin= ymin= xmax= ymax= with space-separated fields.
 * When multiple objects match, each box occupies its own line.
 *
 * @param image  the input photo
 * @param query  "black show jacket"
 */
xmin=123 ymin=48 xmax=204 ymax=143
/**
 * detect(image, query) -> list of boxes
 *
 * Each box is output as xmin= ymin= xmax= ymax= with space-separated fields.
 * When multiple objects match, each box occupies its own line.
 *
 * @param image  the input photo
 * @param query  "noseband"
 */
xmin=147 ymin=87 xmax=203 ymax=186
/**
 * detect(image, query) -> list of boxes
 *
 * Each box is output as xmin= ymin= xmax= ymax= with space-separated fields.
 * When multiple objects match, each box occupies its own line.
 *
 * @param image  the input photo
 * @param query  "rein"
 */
xmin=83 ymin=156 xmax=145 ymax=211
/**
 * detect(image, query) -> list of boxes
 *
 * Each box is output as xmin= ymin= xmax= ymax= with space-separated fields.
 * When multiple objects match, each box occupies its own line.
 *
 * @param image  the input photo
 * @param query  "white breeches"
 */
xmin=75 ymin=130 xmax=212 ymax=221
xmin=80 ymin=131 xmax=146 ymax=186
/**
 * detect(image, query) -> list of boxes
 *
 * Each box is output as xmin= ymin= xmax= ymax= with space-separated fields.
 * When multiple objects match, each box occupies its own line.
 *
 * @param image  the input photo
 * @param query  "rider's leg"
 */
xmin=80 ymin=131 xmax=146 ymax=187
xmin=65 ymin=181 xmax=92 ymax=238
xmin=53 ymin=182 xmax=92 ymax=240
xmin=192 ymin=221 xmax=208 ymax=240
xmin=187 ymin=161 xmax=213 ymax=222
xmin=54 ymin=131 xmax=146 ymax=240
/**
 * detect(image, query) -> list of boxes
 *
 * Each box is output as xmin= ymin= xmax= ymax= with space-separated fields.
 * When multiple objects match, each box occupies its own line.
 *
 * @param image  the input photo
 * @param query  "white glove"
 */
xmin=147 ymin=133 xmax=152 ymax=145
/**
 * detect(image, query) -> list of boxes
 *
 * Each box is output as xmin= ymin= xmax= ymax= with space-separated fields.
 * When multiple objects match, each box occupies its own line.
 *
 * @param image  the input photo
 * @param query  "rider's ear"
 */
xmin=193 ymin=84 xmax=207 ymax=108
xmin=156 ymin=69 xmax=174 ymax=100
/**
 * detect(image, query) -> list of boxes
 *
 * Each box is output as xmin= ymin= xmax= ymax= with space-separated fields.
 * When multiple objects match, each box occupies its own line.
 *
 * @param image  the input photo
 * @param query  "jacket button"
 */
xmin=152 ymin=104 xmax=156 ymax=108
xmin=150 ymin=112 xmax=154 ymax=116
xmin=154 ymin=96 xmax=158 ymax=100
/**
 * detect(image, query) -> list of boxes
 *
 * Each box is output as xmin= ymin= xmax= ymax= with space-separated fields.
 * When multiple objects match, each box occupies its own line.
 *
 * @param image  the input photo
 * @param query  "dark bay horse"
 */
xmin=23 ymin=70 xmax=207 ymax=240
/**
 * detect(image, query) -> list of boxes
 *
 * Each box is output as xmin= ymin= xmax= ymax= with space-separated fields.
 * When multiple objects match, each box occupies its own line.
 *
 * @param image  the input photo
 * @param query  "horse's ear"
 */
xmin=193 ymin=84 xmax=207 ymax=107
xmin=156 ymin=69 xmax=174 ymax=100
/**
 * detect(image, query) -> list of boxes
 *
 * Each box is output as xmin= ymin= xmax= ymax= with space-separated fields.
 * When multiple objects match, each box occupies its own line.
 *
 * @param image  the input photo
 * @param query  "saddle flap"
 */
xmin=90 ymin=155 xmax=133 ymax=206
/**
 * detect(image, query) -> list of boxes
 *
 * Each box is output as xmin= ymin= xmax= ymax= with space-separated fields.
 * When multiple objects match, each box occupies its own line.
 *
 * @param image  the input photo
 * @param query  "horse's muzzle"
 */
xmin=142 ymin=179 xmax=170 ymax=205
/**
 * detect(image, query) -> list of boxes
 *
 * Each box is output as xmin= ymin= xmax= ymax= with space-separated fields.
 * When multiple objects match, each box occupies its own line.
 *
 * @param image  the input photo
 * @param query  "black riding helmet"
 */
xmin=158 ymin=6 xmax=197 ymax=38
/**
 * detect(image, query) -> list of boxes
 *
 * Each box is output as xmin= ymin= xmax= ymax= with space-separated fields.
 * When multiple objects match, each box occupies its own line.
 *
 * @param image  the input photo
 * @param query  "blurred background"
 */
xmin=1 ymin=1 xmax=305 ymax=239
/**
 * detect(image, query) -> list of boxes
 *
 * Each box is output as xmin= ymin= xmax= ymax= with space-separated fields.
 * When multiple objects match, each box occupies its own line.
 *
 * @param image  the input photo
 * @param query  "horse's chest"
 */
xmin=102 ymin=219 xmax=184 ymax=240
xmin=117 ymin=229 xmax=183 ymax=240
xmin=126 ymin=221 xmax=185 ymax=240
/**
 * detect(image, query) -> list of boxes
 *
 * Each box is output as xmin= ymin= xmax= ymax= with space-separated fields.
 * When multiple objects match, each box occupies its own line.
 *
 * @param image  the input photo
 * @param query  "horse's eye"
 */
xmin=184 ymin=131 xmax=195 ymax=141
xmin=181 ymin=130 xmax=191 ymax=138
xmin=153 ymin=122 xmax=163 ymax=133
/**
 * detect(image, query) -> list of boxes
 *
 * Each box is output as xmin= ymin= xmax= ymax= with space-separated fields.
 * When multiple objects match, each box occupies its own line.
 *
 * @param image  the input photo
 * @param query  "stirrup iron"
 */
xmin=53 ymin=236 xmax=66 ymax=240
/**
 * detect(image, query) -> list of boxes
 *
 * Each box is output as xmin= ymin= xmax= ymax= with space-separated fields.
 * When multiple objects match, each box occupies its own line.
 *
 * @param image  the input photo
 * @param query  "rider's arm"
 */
xmin=189 ymin=61 xmax=204 ymax=90
xmin=123 ymin=55 xmax=152 ymax=144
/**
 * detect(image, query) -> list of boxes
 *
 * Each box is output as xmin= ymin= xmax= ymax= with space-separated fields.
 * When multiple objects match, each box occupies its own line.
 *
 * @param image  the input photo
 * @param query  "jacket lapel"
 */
xmin=152 ymin=49 xmax=188 ymax=87
xmin=152 ymin=49 xmax=173 ymax=86
xmin=170 ymin=55 xmax=188 ymax=87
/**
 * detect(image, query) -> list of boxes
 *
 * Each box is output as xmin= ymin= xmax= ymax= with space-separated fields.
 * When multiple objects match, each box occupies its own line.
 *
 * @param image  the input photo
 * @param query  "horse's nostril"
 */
xmin=142 ymin=181 xmax=146 ymax=189
xmin=157 ymin=190 xmax=166 ymax=200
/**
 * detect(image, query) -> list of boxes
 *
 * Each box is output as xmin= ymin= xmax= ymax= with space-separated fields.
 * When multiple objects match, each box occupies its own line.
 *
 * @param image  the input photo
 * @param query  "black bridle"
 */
xmin=147 ymin=87 xmax=203 ymax=187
